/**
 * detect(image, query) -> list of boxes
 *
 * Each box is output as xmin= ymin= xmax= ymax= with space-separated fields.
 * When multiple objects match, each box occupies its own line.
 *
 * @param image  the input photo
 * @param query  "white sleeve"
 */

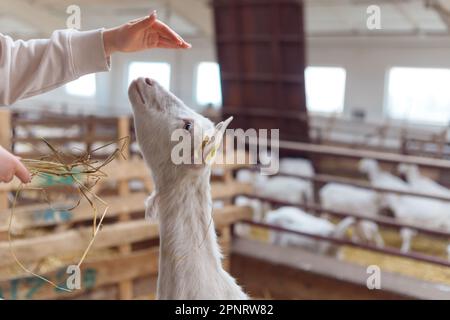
xmin=0 ymin=29 xmax=111 ymax=106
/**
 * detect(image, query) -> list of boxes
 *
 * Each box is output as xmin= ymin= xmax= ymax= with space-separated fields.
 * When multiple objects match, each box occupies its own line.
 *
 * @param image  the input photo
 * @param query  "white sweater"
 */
xmin=0 ymin=29 xmax=110 ymax=106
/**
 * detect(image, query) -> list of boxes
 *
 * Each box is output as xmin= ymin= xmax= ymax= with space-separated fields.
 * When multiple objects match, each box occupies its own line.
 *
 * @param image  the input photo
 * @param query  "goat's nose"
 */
xmin=145 ymin=78 xmax=154 ymax=86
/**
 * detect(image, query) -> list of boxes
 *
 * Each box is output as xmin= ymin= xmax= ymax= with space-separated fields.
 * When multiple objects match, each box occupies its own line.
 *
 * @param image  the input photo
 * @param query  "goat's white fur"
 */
xmin=129 ymin=77 xmax=248 ymax=300
xmin=265 ymin=206 xmax=356 ymax=253
xmin=319 ymin=183 xmax=384 ymax=247
xmin=359 ymin=158 xmax=450 ymax=253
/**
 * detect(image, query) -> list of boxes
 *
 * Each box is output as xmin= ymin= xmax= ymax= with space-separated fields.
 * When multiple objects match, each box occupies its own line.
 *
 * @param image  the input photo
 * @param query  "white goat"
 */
xmin=235 ymin=168 xmax=314 ymax=241
xmin=397 ymin=164 xmax=450 ymax=198
xmin=279 ymin=158 xmax=314 ymax=177
xmin=129 ymin=77 xmax=248 ymax=300
xmin=236 ymin=169 xmax=268 ymax=186
xmin=359 ymin=159 xmax=449 ymax=253
xmin=279 ymin=157 xmax=314 ymax=204
xmin=235 ymin=164 xmax=313 ymax=225
xmin=359 ymin=159 xmax=410 ymax=193
xmin=265 ymin=206 xmax=355 ymax=253
xmin=236 ymin=157 xmax=314 ymax=206
xmin=319 ymin=183 xmax=384 ymax=247
xmin=397 ymin=164 xmax=450 ymax=254
xmin=254 ymin=176 xmax=313 ymax=204
xmin=385 ymin=196 xmax=450 ymax=251
xmin=235 ymin=171 xmax=269 ymax=222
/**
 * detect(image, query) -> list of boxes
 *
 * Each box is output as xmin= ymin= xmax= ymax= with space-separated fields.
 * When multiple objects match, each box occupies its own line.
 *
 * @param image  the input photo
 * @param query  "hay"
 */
xmin=378 ymin=229 xmax=448 ymax=258
xmin=340 ymin=246 xmax=450 ymax=285
xmin=329 ymin=217 xmax=448 ymax=258
xmin=0 ymin=248 xmax=119 ymax=280
xmin=7 ymin=137 xmax=129 ymax=292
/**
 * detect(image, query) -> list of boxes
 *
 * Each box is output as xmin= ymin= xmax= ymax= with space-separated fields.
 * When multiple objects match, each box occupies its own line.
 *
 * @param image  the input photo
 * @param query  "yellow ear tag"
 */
xmin=201 ymin=116 xmax=233 ymax=164
xmin=203 ymin=134 xmax=219 ymax=164
xmin=205 ymin=145 xmax=217 ymax=163
xmin=201 ymin=136 xmax=210 ymax=149
xmin=192 ymin=135 xmax=209 ymax=162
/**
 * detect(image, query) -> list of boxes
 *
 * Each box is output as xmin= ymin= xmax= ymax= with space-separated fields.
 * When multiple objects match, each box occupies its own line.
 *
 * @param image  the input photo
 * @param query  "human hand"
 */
xmin=103 ymin=10 xmax=191 ymax=56
xmin=0 ymin=145 xmax=31 ymax=183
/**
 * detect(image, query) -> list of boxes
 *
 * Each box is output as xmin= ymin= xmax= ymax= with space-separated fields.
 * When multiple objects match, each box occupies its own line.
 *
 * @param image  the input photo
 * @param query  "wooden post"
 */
xmin=117 ymin=116 xmax=133 ymax=300
xmin=436 ymin=129 xmax=447 ymax=158
xmin=0 ymin=109 xmax=11 ymax=209
xmin=86 ymin=116 xmax=95 ymax=154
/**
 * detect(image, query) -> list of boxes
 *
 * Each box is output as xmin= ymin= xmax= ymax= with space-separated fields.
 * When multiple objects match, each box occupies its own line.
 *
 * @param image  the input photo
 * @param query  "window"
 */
xmin=305 ymin=66 xmax=346 ymax=113
xmin=386 ymin=67 xmax=450 ymax=125
xmin=128 ymin=62 xmax=171 ymax=90
xmin=196 ymin=62 xmax=222 ymax=107
xmin=65 ymin=74 xmax=96 ymax=97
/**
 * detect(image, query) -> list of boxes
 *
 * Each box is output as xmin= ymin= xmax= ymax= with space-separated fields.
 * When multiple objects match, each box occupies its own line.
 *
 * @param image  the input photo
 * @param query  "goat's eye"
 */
xmin=183 ymin=122 xmax=193 ymax=131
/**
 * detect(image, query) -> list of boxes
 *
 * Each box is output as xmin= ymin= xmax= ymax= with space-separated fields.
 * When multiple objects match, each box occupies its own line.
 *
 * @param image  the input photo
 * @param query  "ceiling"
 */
xmin=2 ymin=0 xmax=450 ymax=39
xmin=0 ymin=0 xmax=211 ymax=39
xmin=305 ymin=0 xmax=450 ymax=36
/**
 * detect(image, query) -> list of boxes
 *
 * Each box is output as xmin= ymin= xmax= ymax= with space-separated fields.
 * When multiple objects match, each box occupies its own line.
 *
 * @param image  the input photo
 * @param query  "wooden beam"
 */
xmin=0 ymin=248 xmax=159 ymax=300
xmin=211 ymin=181 xmax=252 ymax=199
xmin=0 ymin=158 xmax=151 ymax=193
xmin=0 ymin=181 xmax=251 ymax=232
xmin=212 ymin=205 xmax=252 ymax=227
xmin=0 ymin=109 xmax=11 ymax=149
xmin=98 ymin=158 xmax=151 ymax=183
xmin=0 ymin=192 xmax=148 ymax=232
xmin=116 ymin=116 xmax=133 ymax=300
xmin=0 ymin=219 xmax=158 ymax=268
xmin=274 ymin=171 xmax=450 ymax=202
xmin=0 ymin=205 xmax=252 ymax=267
xmin=426 ymin=0 xmax=450 ymax=31
xmin=263 ymin=140 xmax=450 ymax=169
xmin=0 ymin=213 xmax=239 ymax=299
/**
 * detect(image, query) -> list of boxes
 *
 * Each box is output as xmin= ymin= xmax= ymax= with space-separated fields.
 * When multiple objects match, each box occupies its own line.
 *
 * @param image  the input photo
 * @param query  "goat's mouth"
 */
xmin=130 ymin=77 xmax=158 ymax=106
xmin=130 ymin=80 xmax=146 ymax=105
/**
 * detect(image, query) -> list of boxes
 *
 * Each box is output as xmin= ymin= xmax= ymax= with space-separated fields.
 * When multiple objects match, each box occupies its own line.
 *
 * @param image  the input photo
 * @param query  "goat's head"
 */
xmin=129 ymin=77 xmax=231 ymax=184
xmin=358 ymin=158 xmax=379 ymax=176
xmin=397 ymin=163 xmax=419 ymax=180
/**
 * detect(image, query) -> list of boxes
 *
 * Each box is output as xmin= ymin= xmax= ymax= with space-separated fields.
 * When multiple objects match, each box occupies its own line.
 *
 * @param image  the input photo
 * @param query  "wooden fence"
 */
xmin=0 ymin=110 xmax=253 ymax=300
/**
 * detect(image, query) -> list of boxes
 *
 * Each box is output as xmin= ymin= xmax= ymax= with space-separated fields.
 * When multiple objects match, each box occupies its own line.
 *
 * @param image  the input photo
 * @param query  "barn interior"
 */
xmin=0 ymin=0 xmax=450 ymax=300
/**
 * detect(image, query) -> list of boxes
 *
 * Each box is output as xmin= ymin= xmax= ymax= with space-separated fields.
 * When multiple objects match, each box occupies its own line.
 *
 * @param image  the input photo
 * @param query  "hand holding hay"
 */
xmin=0 ymin=145 xmax=30 ymax=183
xmin=8 ymin=137 xmax=129 ymax=293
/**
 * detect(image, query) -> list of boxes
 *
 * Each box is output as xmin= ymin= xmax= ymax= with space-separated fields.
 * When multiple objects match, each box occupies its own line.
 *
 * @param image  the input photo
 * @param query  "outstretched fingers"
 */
xmin=158 ymin=38 xmax=184 ymax=49
xmin=134 ymin=10 xmax=177 ymax=42
xmin=134 ymin=11 xmax=191 ymax=49
xmin=154 ymin=20 xmax=183 ymax=44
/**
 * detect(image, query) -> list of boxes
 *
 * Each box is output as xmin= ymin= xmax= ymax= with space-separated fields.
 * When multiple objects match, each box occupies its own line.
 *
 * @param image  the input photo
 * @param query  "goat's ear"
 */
xmin=203 ymin=117 xmax=233 ymax=164
xmin=215 ymin=116 xmax=233 ymax=138
xmin=145 ymin=192 xmax=159 ymax=221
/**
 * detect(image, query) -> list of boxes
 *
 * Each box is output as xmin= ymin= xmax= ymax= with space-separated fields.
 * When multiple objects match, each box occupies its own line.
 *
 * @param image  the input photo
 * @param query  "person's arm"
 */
xmin=0 ymin=28 xmax=110 ymax=106
xmin=0 ymin=11 xmax=190 ymax=106
xmin=0 ymin=10 xmax=190 ymax=183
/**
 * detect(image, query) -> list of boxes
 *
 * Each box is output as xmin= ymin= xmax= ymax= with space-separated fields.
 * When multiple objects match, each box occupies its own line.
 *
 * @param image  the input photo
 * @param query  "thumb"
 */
xmin=15 ymin=160 xmax=31 ymax=184
xmin=134 ymin=10 xmax=157 ymax=30
xmin=149 ymin=10 xmax=157 ymax=25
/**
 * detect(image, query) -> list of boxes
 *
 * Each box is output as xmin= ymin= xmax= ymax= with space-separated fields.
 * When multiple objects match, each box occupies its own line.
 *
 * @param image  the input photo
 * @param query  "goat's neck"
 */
xmin=156 ymin=170 xmax=224 ymax=298
xmin=408 ymin=169 xmax=420 ymax=182
xmin=367 ymin=168 xmax=379 ymax=181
